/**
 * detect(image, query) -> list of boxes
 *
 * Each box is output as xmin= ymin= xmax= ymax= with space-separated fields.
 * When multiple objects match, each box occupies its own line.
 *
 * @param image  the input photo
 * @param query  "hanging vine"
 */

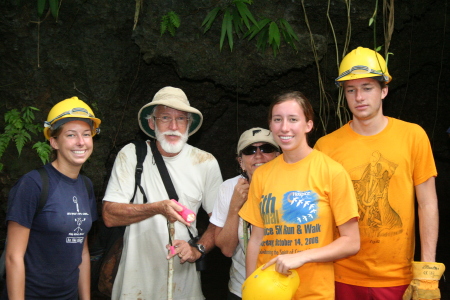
xmin=382 ymin=0 xmax=395 ymax=57
xmin=327 ymin=0 xmax=352 ymax=128
xmin=301 ymin=0 xmax=331 ymax=134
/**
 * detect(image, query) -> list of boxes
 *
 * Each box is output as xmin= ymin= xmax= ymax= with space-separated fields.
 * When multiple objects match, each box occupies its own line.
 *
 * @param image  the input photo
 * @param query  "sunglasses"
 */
xmin=241 ymin=144 xmax=278 ymax=155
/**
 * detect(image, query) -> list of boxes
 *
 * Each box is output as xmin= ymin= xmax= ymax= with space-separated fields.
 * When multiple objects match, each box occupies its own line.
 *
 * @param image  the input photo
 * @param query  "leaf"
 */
xmin=161 ymin=16 xmax=168 ymax=36
xmin=280 ymin=19 xmax=299 ymax=41
xmin=23 ymin=106 xmax=37 ymax=123
xmin=220 ymin=9 xmax=233 ymax=51
xmin=256 ymin=27 xmax=269 ymax=51
xmin=14 ymin=131 xmax=31 ymax=155
xmin=369 ymin=17 xmax=374 ymax=27
xmin=37 ymin=0 xmax=46 ymax=17
xmin=269 ymin=21 xmax=280 ymax=48
xmin=272 ymin=42 xmax=278 ymax=57
xmin=282 ymin=29 xmax=298 ymax=51
xmin=3 ymin=124 xmax=16 ymax=136
xmin=33 ymin=141 xmax=52 ymax=165
xmin=5 ymin=109 xmax=19 ymax=124
xmin=232 ymin=9 xmax=244 ymax=36
xmin=24 ymin=123 xmax=39 ymax=135
xmin=168 ymin=24 xmax=176 ymax=37
xmin=7 ymin=116 xmax=24 ymax=130
xmin=168 ymin=11 xmax=180 ymax=28
xmin=202 ymin=7 xmax=221 ymax=33
xmin=1 ymin=106 xmax=48 ymax=169
xmin=48 ymin=0 xmax=58 ymax=19
xmin=225 ymin=9 xmax=233 ymax=51
xmin=0 ymin=135 xmax=11 ymax=158
xmin=219 ymin=10 xmax=228 ymax=50
xmin=235 ymin=0 xmax=258 ymax=29
xmin=244 ymin=18 xmax=271 ymax=40
xmin=235 ymin=1 xmax=250 ymax=29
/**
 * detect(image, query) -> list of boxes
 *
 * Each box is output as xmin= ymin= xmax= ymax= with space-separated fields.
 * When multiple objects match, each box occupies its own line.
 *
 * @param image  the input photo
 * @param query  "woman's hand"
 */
xmin=230 ymin=178 xmax=249 ymax=208
xmin=262 ymin=253 xmax=308 ymax=276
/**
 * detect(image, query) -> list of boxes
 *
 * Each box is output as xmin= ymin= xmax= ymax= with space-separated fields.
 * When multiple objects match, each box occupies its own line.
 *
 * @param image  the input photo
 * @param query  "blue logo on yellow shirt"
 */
xmin=282 ymin=190 xmax=319 ymax=224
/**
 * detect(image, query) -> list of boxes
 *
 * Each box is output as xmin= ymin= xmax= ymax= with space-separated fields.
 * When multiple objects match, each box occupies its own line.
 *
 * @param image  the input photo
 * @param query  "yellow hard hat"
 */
xmin=242 ymin=264 xmax=300 ymax=300
xmin=43 ymin=97 xmax=101 ymax=140
xmin=335 ymin=47 xmax=392 ymax=86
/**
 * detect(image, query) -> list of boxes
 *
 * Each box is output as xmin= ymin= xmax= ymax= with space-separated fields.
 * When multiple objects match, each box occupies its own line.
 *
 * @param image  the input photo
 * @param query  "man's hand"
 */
xmin=156 ymin=200 xmax=192 ymax=226
xmin=166 ymin=240 xmax=201 ymax=264
xmin=102 ymin=200 xmax=192 ymax=227
xmin=403 ymin=261 xmax=445 ymax=300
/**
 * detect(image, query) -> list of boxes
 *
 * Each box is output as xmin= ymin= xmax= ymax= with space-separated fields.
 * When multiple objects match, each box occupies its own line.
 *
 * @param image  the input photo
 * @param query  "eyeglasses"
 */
xmin=241 ymin=144 xmax=278 ymax=156
xmin=153 ymin=116 xmax=190 ymax=124
xmin=44 ymin=107 xmax=95 ymax=128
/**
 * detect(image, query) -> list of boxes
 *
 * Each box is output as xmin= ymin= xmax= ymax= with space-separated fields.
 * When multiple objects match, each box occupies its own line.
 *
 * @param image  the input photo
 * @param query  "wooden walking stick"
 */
xmin=168 ymin=222 xmax=175 ymax=300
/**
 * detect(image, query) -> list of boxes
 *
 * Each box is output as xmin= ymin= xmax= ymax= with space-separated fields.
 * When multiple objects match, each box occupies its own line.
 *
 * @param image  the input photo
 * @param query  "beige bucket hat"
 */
xmin=138 ymin=86 xmax=203 ymax=138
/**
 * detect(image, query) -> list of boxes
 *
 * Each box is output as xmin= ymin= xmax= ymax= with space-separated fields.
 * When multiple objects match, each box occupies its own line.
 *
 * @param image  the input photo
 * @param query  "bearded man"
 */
xmin=102 ymin=86 xmax=223 ymax=300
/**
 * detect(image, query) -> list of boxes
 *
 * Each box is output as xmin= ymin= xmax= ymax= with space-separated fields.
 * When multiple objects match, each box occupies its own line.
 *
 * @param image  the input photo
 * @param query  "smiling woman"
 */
xmin=210 ymin=127 xmax=280 ymax=299
xmin=2 ymin=97 xmax=101 ymax=299
xmin=239 ymin=91 xmax=360 ymax=300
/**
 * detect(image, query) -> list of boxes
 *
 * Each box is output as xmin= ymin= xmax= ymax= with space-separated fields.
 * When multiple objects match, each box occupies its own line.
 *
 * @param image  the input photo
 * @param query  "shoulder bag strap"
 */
xmin=131 ymin=140 xmax=148 ymax=204
xmin=36 ymin=166 xmax=49 ymax=217
xmin=149 ymin=140 xmax=178 ymax=201
xmin=149 ymin=140 xmax=195 ymax=240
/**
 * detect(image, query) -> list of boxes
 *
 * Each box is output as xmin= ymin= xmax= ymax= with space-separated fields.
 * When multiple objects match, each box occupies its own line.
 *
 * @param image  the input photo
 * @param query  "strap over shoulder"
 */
xmin=130 ymin=140 xmax=148 ymax=203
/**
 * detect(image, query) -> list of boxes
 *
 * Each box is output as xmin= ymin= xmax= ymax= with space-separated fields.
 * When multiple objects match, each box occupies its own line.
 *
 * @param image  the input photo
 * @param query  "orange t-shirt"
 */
xmin=315 ymin=117 xmax=437 ymax=287
xmin=239 ymin=150 xmax=358 ymax=299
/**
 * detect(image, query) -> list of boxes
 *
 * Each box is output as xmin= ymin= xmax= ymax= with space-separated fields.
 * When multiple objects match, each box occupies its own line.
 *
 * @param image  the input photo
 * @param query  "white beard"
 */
xmin=155 ymin=126 xmax=188 ymax=154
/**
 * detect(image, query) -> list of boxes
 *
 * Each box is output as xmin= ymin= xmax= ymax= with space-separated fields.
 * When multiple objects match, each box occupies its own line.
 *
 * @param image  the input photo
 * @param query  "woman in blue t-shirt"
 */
xmin=2 ymin=97 xmax=101 ymax=299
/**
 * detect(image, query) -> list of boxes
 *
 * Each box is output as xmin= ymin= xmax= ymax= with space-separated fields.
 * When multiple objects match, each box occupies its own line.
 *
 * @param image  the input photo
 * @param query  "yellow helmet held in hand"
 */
xmin=43 ymin=96 xmax=101 ymax=140
xmin=335 ymin=47 xmax=392 ymax=86
xmin=242 ymin=264 xmax=300 ymax=300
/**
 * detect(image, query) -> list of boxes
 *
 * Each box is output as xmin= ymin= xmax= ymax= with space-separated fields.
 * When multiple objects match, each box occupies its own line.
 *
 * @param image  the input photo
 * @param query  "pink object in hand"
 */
xmin=171 ymin=199 xmax=196 ymax=222
xmin=169 ymin=246 xmax=176 ymax=255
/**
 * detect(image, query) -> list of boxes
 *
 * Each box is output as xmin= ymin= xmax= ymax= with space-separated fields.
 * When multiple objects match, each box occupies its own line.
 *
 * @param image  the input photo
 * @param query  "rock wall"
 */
xmin=1 ymin=0 xmax=449 ymax=298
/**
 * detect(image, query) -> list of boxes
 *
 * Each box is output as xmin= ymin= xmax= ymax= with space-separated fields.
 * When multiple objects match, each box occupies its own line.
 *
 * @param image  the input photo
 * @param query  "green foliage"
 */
xmin=161 ymin=11 xmax=181 ymax=37
xmin=0 ymin=106 xmax=51 ymax=172
xmin=202 ymin=1 xmax=298 ymax=55
xmin=37 ymin=0 xmax=60 ymax=19
xmin=244 ymin=18 xmax=299 ymax=56
xmin=33 ymin=142 xmax=52 ymax=165
xmin=202 ymin=0 xmax=258 ymax=51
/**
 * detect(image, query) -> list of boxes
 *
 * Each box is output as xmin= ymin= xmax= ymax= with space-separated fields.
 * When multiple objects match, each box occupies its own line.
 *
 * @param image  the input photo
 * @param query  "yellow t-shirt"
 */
xmin=239 ymin=149 xmax=358 ymax=299
xmin=315 ymin=117 xmax=437 ymax=287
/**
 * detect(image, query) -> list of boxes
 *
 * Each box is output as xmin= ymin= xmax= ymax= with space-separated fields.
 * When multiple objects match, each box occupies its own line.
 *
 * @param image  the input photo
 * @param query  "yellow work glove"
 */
xmin=403 ymin=261 xmax=445 ymax=300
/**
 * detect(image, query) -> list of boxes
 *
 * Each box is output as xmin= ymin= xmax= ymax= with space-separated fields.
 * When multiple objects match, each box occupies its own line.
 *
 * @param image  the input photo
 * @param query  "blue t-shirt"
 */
xmin=2 ymin=163 xmax=97 ymax=299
